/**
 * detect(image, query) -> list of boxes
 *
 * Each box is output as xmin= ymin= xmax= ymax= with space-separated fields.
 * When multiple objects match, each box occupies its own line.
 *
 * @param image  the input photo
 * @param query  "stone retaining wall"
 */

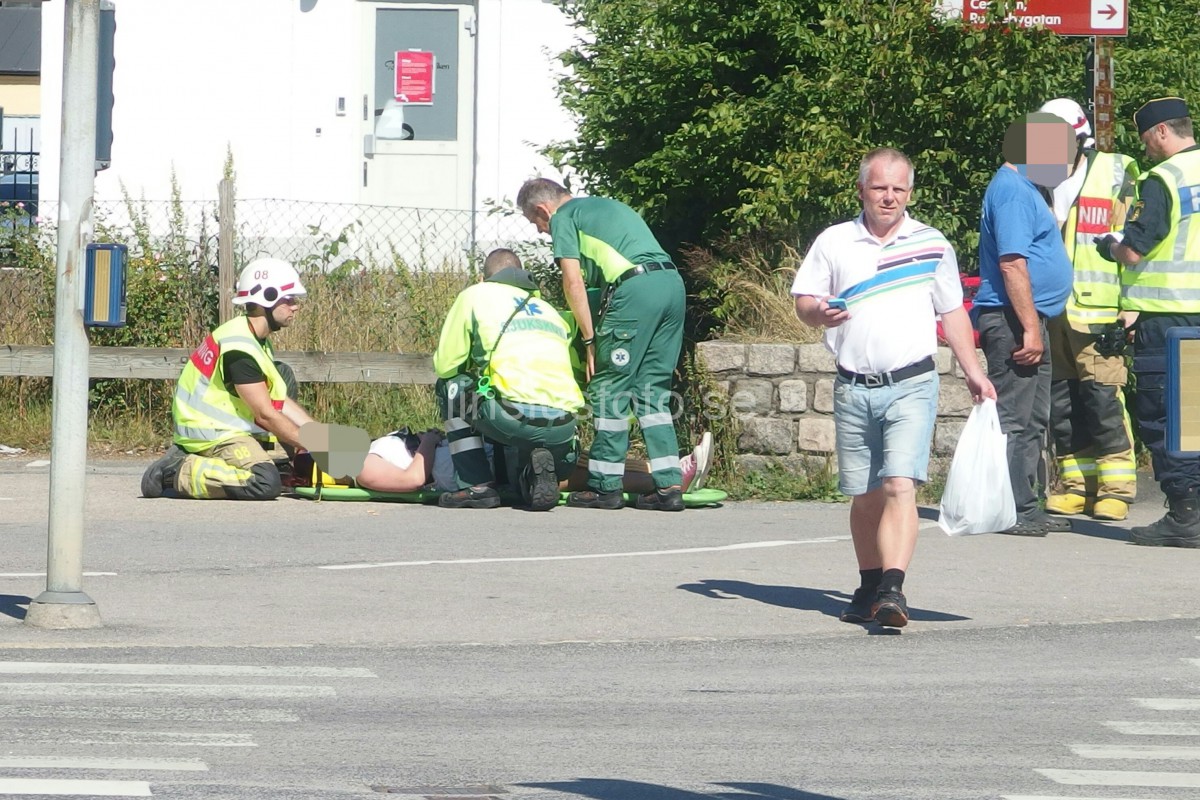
xmin=697 ymin=341 xmax=984 ymax=475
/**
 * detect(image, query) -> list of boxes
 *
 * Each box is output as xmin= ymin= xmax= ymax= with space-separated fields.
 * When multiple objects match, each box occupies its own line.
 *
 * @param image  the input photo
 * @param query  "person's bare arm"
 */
xmin=559 ymin=257 xmax=596 ymax=379
xmin=794 ymin=295 xmax=849 ymax=328
xmin=940 ymin=306 xmax=996 ymax=402
xmin=997 ymin=254 xmax=1042 ymax=366
xmin=235 ymin=381 xmax=303 ymax=450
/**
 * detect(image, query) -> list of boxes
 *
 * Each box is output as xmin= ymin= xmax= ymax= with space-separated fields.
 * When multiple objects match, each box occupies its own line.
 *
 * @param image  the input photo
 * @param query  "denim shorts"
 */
xmin=833 ymin=370 xmax=939 ymax=496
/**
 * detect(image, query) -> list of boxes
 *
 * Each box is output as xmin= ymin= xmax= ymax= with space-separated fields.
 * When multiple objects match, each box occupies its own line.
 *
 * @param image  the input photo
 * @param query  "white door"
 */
xmin=359 ymin=1 xmax=476 ymax=211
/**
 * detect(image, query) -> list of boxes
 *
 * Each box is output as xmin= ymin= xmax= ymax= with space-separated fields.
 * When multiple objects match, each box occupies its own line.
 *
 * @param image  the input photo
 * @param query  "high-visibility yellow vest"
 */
xmin=1064 ymin=150 xmax=1138 ymax=329
xmin=1121 ymin=149 xmax=1200 ymax=313
xmin=433 ymin=281 xmax=585 ymax=413
xmin=172 ymin=316 xmax=288 ymax=451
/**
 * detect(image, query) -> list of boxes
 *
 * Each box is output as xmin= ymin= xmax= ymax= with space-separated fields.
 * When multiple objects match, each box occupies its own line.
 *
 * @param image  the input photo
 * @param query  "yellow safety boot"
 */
xmin=1092 ymin=498 xmax=1129 ymax=521
xmin=1045 ymin=494 xmax=1089 ymax=516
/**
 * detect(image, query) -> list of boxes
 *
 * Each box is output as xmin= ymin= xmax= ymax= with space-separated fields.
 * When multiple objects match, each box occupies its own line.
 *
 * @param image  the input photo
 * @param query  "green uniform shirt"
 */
xmin=550 ymin=196 xmax=672 ymax=288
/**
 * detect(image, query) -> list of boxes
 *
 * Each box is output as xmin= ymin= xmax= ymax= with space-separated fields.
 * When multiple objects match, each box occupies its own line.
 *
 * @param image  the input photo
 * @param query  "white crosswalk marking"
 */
xmin=1070 ymin=743 xmax=1200 ymax=760
xmin=0 ymin=757 xmax=206 ymax=771
xmin=0 ymin=705 xmax=299 ymax=723
xmin=0 ymin=682 xmax=336 ymax=699
xmin=1003 ymin=796 xmax=1163 ymax=800
xmin=22 ymin=729 xmax=256 ymax=747
xmin=1132 ymin=698 xmax=1200 ymax=710
xmin=1104 ymin=720 xmax=1200 ymax=736
xmin=1037 ymin=768 xmax=1200 ymax=787
xmin=0 ymin=662 xmax=374 ymax=678
xmin=0 ymin=778 xmax=151 ymax=796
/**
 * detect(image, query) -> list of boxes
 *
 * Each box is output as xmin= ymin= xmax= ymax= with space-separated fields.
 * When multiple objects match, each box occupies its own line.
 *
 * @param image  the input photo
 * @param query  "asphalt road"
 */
xmin=0 ymin=457 xmax=1196 ymax=799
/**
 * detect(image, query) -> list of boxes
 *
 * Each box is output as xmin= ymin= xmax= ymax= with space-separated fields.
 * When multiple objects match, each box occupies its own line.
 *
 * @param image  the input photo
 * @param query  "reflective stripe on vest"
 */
xmin=1121 ymin=150 xmax=1200 ymax=312
xmin=172 ymin=316 xmax=288 ymax=451
xmin=1064 ymin=151 xmax=1134 ymax=328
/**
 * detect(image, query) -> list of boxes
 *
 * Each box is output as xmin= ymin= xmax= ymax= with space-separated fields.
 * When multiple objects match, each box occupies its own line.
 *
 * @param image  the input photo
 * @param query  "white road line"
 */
xmin=1105 ymin=721 xmax=1200 ymax=736
xmin=0 ymin=573 xmax=117 ymax=578
xmin=0 ymin=756 xmax=205 ymax=771
xmin=24 ymin=460 xmax=50 ymax=468
xmin=1133 ymin=698 xmax=1200 ymax=711
xmin=0 ymin=705 xmax=297 ymax=723
xmin=1185 ymin=658 xmax=1200 ymax=670
xmin=0 ymin=682 xmax=335 ymax=699
xmin=1071 ymin=744 xmax=1200 ymax=760
xmin=1004 ymin=796 xmax=1163 ymax=800
xmin=320 ymin=538 xmax=849 ymax=570
xmin=1037 ymin=769 xmax=1200 ymax=787
xmin=23 ymin=730 xmax=254 ymax=747
xmin=0 ymin=662 xmax=374 ymax=678
xmin=0 ymin=778 xmax=150 ymax=796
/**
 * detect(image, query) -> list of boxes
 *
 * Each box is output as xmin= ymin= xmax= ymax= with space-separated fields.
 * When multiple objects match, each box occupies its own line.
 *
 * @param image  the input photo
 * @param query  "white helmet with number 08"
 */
xmin=1039 ymin=98 xmax=1093 ymax=139
xmin=232 ymin=258 xmax=307 ymax=308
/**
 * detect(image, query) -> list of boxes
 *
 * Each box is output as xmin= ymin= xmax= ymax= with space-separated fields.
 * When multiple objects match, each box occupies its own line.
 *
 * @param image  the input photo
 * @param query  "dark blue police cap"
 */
xmin=1135 ymin=97 xmax=1191 ymax=136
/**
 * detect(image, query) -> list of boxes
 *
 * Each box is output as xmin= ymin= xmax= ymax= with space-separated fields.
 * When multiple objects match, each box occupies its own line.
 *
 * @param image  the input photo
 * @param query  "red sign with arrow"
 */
xmin=950 ymin=0 xmax=1127 ymax=37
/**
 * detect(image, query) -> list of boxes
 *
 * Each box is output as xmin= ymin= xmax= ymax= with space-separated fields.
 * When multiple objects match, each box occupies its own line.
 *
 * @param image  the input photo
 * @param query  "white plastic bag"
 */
xmin=938 ymin=398 xmax=1017 ymax=535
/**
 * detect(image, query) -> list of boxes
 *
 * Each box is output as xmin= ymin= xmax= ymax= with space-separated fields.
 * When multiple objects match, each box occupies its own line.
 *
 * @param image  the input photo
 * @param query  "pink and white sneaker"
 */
xmin=680 ymin=431 xmax=713 ymax=493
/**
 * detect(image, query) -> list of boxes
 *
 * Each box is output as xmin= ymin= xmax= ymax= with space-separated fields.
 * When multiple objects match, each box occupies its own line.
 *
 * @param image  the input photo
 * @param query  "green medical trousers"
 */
xmin=437 ymin=375 xmax=578 ymax=490
xmin=588 ymin=269 xmax=686 ymax=492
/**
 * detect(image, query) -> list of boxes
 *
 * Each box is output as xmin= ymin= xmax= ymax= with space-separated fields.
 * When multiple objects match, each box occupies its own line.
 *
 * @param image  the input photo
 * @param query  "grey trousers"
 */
xmin=976 ymin=307 xmax=1052 ymax=517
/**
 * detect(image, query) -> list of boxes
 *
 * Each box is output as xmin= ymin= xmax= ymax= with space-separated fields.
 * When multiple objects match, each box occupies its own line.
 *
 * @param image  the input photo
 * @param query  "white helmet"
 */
xmin=232 ymin=258 xmax=307 ymax=308
xmin=1039 ymin=98 xmax=1093 ymax=138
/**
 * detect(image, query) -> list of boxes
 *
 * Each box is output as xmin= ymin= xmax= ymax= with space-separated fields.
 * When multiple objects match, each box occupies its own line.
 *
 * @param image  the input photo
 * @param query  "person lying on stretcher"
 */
xmin=346 ymin=428 xmax=713 ymax=496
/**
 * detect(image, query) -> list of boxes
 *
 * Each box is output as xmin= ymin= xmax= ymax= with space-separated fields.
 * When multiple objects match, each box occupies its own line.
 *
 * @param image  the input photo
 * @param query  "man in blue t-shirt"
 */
xmin=974 ymin=112 xmax=1075 ymax=536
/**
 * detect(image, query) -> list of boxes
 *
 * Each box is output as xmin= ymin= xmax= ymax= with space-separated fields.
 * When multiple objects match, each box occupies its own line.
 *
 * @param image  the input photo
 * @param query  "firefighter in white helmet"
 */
xmin=1038 ymin=98 xmax=1141 ymax=521
xmin=141 ymin=258 xmax=321 ymax=500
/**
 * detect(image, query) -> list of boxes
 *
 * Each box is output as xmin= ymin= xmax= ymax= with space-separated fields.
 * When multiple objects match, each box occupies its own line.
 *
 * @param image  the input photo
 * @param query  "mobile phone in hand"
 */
xmin=826 ymin=297 xmax=847 ymax=311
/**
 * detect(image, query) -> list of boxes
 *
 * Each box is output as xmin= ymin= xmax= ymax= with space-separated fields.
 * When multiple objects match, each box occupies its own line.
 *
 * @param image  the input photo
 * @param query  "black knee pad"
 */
xmin=226 ymin=462 xmax=282 ymax=501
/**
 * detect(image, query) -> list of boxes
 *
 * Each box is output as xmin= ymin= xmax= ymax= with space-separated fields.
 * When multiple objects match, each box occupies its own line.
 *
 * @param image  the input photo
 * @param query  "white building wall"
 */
xmin=39 ymin=0 xmax=575 ymax=208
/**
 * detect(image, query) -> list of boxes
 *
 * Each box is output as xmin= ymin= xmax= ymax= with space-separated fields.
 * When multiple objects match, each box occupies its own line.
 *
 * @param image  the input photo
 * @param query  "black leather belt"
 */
xmin=837 ymin=356 xmax=935 ymax=388
xmin=612 ymin=261 xmax=677 ymax=287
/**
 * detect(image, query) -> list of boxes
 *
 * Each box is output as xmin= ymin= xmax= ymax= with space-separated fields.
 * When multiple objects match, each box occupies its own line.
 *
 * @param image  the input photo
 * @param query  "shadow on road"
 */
xmin=520 ymin=778 xmax=848 ymax=800
xmin=0 ymin=595 xmax=31 ymax=621
xmin=677 ymin=579 xmax=970 ymax=623
xmin=1062 ymin=518 xmax=1133 ymax=542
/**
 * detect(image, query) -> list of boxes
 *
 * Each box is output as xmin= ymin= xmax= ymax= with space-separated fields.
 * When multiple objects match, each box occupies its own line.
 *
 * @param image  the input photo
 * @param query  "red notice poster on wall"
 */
xmin=395 ymin=50 xmax=435 ymax=105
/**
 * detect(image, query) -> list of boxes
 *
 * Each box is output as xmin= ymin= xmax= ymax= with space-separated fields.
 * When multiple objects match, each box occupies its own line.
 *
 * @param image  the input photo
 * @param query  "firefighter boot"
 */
xmin=1130 ymin=492 xmax=1200 ymax=548
xmin=1045 ymin=494 xmax=1089 ymax=516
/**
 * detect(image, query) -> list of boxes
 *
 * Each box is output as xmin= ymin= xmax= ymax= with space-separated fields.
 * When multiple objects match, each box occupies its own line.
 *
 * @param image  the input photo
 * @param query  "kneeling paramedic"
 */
xmin=434 ymin=249 xmax=585 ymax=510
xmin=141 ymin=258 xmax=319 ymax=500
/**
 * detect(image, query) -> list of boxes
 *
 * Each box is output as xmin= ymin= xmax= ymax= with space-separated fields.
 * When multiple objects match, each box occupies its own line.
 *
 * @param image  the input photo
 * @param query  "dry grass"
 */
xmin=683 ymin=241 xmax=821 ymax=344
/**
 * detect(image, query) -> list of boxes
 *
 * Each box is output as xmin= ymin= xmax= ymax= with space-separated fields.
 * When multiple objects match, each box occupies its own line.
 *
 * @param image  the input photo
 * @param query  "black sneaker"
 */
xmin=566 ymin=489 xmax=625 ymax=509
xmin=635 ymin=487 xmax=685 ymax=511
xmin=438 ymin=486 xmax=501 ymax=509
xmin=840 ymin=586 xmax=876 ymax=624
xmin=524 ymin=448 xmax=559 ymax=512
xmin=873 ymin=589 xmax=909 ymax=628
xmin=141 ymin=445 xmax=186 ymax=498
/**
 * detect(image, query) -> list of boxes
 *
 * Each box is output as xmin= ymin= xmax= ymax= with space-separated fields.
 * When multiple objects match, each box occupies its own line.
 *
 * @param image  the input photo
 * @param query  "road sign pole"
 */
xmin=25 ymin=0 xmax=103 ymax=630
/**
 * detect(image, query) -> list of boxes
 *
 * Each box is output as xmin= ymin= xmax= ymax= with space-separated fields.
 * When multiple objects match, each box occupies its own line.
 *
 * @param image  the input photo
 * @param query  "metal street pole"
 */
xmin=25 ymin=0 xmax=102 ymax=630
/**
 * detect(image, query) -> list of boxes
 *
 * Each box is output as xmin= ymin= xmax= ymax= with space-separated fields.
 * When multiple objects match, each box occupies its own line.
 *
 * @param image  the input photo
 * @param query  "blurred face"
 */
xmin=522 ymin=203 xmax=552 ymax=235
xmin=269 ymin=295 xmax=302 ymax=328
xmin=1141 ymin=124 xmax=1167 ymax=162
xmin=858 ymin=158 xmax=912 ymax=237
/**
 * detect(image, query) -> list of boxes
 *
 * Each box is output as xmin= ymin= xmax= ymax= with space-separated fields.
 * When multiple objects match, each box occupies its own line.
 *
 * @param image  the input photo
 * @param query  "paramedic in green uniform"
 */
xmin=517 ymin=178 xmax=687 ymax=511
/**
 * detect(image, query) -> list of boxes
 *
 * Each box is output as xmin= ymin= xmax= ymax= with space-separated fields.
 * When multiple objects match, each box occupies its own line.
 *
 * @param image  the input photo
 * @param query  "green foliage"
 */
xmin=551 ymin=0 xmax=1200 ymax=272
xmin=726 ymin=461 xmax=843 ymax=502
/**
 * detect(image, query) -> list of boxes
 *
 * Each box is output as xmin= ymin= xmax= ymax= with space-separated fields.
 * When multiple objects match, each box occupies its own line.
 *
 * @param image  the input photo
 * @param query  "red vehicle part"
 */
xmin=936 ymin=275 xmax=982 ymax=348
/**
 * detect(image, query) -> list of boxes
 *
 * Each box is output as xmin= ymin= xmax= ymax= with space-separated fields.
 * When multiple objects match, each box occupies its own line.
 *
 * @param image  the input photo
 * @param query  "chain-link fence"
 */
xmin=1 ymin=194 xmax=550 ymax=354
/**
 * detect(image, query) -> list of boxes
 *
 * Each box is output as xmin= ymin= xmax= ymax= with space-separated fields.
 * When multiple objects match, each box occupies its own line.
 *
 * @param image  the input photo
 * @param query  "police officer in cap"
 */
xmin=1097 ymin=97 xmax=1200 ymax=547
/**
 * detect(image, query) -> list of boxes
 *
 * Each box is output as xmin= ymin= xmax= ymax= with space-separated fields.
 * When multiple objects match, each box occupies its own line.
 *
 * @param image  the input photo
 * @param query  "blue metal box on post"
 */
xmin=84 ymin=243 xmax=127 ymax=327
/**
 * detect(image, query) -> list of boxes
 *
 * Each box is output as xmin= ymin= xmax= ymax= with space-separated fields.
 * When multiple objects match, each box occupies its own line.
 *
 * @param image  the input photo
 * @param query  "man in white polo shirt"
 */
xmin=792 ymin=147 xmax=995 ymax=628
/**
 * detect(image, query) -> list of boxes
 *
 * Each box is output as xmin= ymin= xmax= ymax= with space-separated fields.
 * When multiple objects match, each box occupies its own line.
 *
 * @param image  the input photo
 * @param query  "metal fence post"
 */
xmin=218 ymin=178 xmax=235 ymax=323
xmin=25 ymin=0 xmax=103 ymax=630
